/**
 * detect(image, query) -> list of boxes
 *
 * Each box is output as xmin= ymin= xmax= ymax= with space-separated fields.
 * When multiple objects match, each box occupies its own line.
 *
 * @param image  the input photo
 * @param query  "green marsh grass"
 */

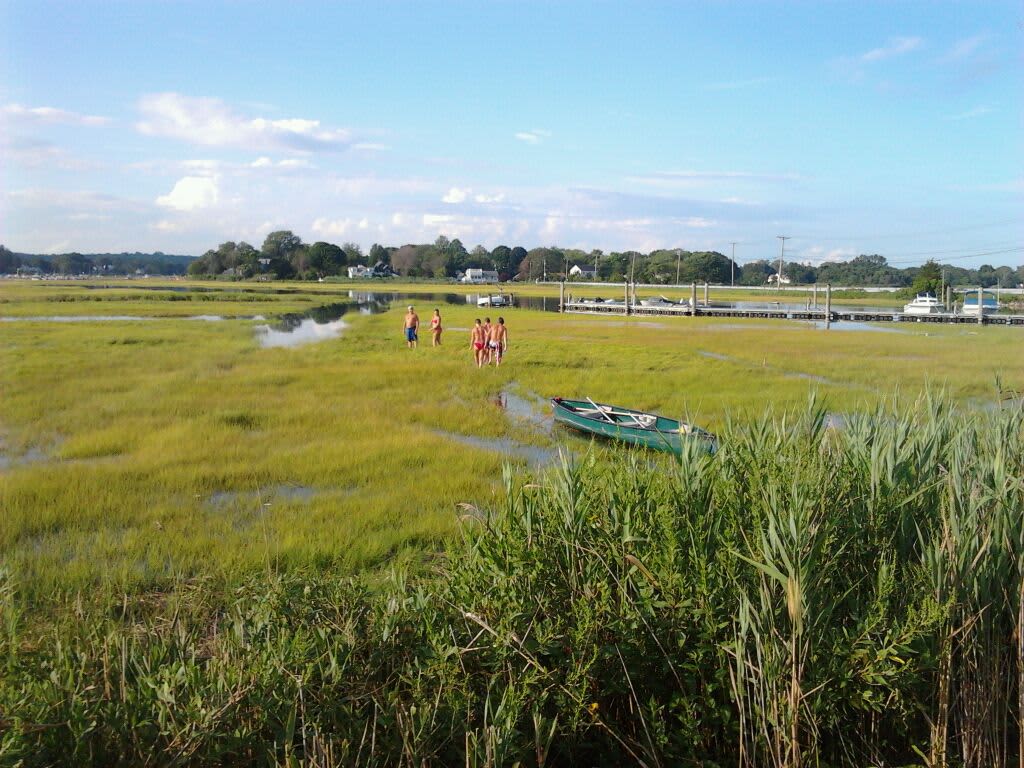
xmin=1 ymin=398 xmax=1021 ymax=765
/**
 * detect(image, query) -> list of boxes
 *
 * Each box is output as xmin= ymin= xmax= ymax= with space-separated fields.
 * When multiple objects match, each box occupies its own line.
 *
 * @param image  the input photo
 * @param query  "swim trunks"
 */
xmin=474 ymin=342 xmax=484 ymax=351
xmin=405 ymin=327 xmax=417 ymax=342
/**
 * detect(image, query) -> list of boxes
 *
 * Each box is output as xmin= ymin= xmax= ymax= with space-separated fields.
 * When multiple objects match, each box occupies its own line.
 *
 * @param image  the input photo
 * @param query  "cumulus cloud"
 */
xmin=514 ymin=129 xmax=551 ymax=144
xmin=442 ymin=187 xmax=470 ymax=204
xmin=2 ymin=103 xmax=110 ymax=126
xmin=311 ymin=217 xmax=357 ymax=237
xmin=156 ymin=175 xmax=220 ymax=211
xmin=474 ymin=192 xmax=506 ymax=204
xmin=136 ymin=93 xmax=352 ymax=153
xmin=860 ymin=36 xmax=922 ymax=63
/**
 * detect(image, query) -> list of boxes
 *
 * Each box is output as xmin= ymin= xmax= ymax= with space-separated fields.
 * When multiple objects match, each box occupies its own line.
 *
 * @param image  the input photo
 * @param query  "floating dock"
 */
xmin=563 ymin=301 xmax=1024 ymax=326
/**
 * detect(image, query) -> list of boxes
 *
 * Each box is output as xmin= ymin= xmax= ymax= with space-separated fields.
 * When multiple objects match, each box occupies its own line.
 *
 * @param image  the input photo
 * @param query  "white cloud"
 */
xmin=943 ymin=34 xmax=989 ymax=62
xmin=136 ymin=93 xmax=352 ymax=152
xmin=2 ymin=103 xmax=110 ymax=126
xmin=947 ymin=105 xmax=993 ymax=121
xmin=156 ymin=175 xmax=220 ymax=211
xmin=311 ymin=217 xmax=356 ymax=237
xmin=627 ymin=170 xmax=801 ymax=187
xmin=474 ymin=192 xmax=506 ymax=204
xmin=250 ymin=157 xmax=274 ymax=168
xmin=422 ymin=214 xmax=454 ymax=228
xmin=442 ymin=187 xmax=470 ymax=204
xmin=860 ymin=36 xmax=922 ymax=63
xmin=352 ymin=142 xmax=389 ymax=152
xmin=514 ymin=129 xmax=551 ymax=144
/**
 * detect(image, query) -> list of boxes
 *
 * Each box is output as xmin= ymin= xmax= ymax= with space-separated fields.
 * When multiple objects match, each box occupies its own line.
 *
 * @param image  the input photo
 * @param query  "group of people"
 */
xmin=403 ymin=306 xmax=508 ymax=367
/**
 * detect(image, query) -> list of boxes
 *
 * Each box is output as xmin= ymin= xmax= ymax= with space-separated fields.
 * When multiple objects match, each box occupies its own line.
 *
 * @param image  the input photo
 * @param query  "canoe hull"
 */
xmin=550 ymin=398 xmax=714 ymax=455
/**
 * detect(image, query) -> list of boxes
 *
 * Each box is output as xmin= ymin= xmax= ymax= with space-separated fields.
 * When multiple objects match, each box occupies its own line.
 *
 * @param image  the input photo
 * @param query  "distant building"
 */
xmin=569 ymin=264 xmax=597 ymax=279
xmin=460 ymin=268 xmax=499 ymax=284
xmin=767 ymin=274 xmax=792 ymax=285
xmin=348 ymin=265 xmax=374 ymax=278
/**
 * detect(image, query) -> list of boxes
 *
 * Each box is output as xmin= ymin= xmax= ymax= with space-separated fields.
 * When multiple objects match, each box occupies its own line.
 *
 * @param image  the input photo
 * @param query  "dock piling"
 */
xmin=703 ymin=281 xmax=709 ymax=307
xmin=690 ymin=282 xmax=698 ymax=317
xmin=559 ymin=281 xmax=565 ymax=313
xmin=825 ymin=283 xmax=832 ymax=330
xmin=978 ymin=286 xmax=984 ymax=325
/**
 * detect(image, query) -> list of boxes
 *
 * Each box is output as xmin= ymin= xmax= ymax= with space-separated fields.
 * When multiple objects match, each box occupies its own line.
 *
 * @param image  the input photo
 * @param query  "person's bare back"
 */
xmin=488 ymin=317 xmax=508 ymax=365
xmin=403 ymin=306 xmax=419 ymax=348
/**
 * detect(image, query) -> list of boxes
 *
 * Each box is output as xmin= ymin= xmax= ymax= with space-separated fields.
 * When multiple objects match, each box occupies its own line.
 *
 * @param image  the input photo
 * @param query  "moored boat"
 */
xmin=477 ymin=294 xmax=513 ymax=307
xmin=902 ymin=294 xmax=943 ymax=315
xmin=551 ymin=397 xmax=716 ymax=455
xmin=961 ymin=291 xmax=999 ymax=316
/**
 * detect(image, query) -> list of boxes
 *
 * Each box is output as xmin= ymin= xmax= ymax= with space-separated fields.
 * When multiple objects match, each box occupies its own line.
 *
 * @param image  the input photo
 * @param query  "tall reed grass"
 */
xmin=2 ymin=396 xmax=1020 ymax=766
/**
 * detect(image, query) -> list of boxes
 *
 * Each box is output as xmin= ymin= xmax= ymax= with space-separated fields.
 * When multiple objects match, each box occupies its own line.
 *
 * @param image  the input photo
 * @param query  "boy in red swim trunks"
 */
xmin=470 ymin=318 xmax=486 ymax=367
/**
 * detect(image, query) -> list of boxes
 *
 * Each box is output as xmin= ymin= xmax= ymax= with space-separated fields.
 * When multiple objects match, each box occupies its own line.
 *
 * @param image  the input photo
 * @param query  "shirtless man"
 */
xmin=481 ymin=317 xmax=492 ymax=363
xmin=403 ymin=306 xmax=419 ymax=348
xmin=487 ymin=316 xmax=508 ymax=366
xmin=470 ymin=318 xmax=486 ymax=367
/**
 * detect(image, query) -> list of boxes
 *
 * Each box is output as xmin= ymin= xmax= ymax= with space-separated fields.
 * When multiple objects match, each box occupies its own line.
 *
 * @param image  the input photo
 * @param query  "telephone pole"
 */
xmin=730 ymin=242 xmax=737 ymax=287
xmin=776 ymin=236 xmax=790 ymax=293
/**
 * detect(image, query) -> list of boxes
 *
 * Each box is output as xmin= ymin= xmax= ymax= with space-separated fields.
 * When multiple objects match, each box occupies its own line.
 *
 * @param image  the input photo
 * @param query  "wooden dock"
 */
xmin=563 ymin=301 xmax=1024 ymax=326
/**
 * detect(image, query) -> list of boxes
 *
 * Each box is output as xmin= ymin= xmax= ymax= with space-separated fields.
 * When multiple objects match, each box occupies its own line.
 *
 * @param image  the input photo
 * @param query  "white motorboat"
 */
xmin=477 ymin=294 xmax=512 ymax=307
xmin=961 ymin=291 xmax=999 ymax=316
xmin=902 ymin=294 xmax=943 ymax=315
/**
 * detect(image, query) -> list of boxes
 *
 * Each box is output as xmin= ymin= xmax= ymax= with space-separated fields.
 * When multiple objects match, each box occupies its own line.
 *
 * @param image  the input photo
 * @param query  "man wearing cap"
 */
xmin=403 ymin=306 xmax=420 ymax=348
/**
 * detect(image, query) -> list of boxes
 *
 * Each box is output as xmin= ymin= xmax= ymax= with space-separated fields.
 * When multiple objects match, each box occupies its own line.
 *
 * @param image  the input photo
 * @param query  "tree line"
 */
xmin=0 ymin=246 xmax=192 ymax=276
xmin=6 ymin=236 xmax=1022 ymax=289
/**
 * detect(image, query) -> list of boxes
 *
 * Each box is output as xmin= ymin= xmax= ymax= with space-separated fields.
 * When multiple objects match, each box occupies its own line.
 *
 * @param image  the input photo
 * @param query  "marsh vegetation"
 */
xmin=2 ymin=280 xmax=1023 ymax=765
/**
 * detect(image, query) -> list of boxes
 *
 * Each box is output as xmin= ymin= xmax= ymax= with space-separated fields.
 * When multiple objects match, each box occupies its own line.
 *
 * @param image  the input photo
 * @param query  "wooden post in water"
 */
xmin=813 ymin=283 xmax=818 ymax=309
xmin=703 ymin=281 xmax=709 ymax=307
xmin=559 ymin=281 xmax=565 ymax=313
xmin=625 ymin=281 xmax=630 ymax=316
xmin=691 ymin=282 xmax=698 ymax=317
xmin=978 ymin=286 xmax=984 ymax=326
xmin=825 ymin=283 xmax=832 ymax=329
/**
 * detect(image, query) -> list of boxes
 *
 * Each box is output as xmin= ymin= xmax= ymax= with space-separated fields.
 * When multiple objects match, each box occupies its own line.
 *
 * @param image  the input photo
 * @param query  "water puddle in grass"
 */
xmin=206 ymin=484 xmax=319 ymax=507
xmin=697 ymin=350 xmax=734 ymax=362
xmin=431 ymin=429 xmax=558 ymax=468
xmin=0 ymin=445 xmax=47 ymax=470
xmin=0 ymin=314 xmax=230 ymax=322
xmin=494 ymin=385 xmax=552 ymax=431
xmin=807 ymin=321 xmax=906 ymax=333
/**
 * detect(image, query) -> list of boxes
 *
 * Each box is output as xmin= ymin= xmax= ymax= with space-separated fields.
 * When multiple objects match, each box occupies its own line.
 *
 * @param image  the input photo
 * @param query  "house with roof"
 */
xmin=568 ymin=264 xmax=598 ymax=280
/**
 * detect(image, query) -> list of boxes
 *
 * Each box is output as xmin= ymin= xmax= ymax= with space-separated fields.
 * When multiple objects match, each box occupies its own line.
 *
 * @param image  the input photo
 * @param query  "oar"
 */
xmin=586 ymin=397 xmax=617 ymax=424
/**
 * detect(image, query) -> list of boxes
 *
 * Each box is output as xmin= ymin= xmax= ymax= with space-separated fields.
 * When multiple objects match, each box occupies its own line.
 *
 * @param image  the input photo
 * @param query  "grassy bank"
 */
xmin=2 ymin=281 xmax=1023 ymax=604
xmin=3 ymin=399 xmax=1022 ymax=765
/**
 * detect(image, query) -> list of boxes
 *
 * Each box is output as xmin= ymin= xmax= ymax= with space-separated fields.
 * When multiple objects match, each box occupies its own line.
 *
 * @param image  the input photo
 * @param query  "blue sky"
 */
xmin=1 ymin=1 xmax=1020 ymax=266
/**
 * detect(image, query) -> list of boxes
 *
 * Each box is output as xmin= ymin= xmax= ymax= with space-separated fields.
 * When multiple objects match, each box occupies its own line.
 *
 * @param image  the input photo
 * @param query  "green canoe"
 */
xmin=550 ymin=397 xmax=716 ymax=455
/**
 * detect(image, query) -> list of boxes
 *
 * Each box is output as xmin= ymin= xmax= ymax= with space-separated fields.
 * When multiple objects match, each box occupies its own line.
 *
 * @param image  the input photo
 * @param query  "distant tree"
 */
xmin=368 ymin=243 xmax=389 ymax=265
xmin=490 ymin=245 xmax=514 ymax=279
xmin=739 ymin=259 xmax=776 ymax=286
xmin=307 ymin=242 xmax=346 ymax=278
xmin=911 ymin=260 xmax=942 ymax=295
xmin=0 ymin=245 xmax=21 ymax=273
xmin=54 ymin=252 xmax=94 ymax=275
xmin=341 ymin=242 xmax=364 ymax=263
xmin=261 ymin=231 xmax=302 ymax=261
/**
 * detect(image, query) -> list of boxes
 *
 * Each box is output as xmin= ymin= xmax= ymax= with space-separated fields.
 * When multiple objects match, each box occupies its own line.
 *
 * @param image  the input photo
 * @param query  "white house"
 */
xmin=568 ymin=264 xmax=597 ymax=279
xmin=460 ymin=268 xmax=499 ymax=284
xmin=766 ymin=274 xmax=792 ymax=285
xmin=347 ymin=265 xmax=374 ymax=279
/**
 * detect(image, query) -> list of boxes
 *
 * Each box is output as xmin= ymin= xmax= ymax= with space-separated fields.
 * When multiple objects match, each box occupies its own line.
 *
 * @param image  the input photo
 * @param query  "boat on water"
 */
xmin=477 ymin=294 xmax=513 ymax=307
xmin=961 ymin=291 xmax=999 ymax=316
xmin=638 ymin=296 xmax=683 ymax=308
xmin=903 ymin=294 xmax=944 ymax=315
xmin=551 ymin=397 xmax=716 ymax=455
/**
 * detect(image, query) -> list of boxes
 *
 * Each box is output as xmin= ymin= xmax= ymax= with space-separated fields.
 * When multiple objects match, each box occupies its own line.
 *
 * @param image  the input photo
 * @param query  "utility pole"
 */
xmin=730 ymin=242 xmax=737 ymax=287
xmin=776 ymin=236 xmax=790 ymax=293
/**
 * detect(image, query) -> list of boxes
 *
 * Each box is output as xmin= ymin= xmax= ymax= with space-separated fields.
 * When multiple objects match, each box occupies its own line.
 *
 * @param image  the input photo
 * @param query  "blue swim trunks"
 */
xmin=405 ymin=327 xmax=417 ymax=342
